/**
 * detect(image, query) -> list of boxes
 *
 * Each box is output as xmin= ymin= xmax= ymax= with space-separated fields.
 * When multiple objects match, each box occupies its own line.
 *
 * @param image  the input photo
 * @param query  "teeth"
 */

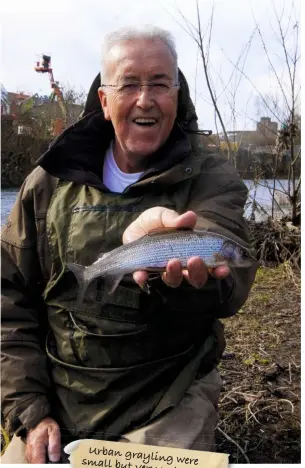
xmin=134 ymin=118 xmax=157 ymax=124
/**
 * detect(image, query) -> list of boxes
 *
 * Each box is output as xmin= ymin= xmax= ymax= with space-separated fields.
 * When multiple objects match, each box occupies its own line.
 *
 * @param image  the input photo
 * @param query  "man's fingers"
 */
xmin=123 ymin=208 xmax=197 ymax=244
xmin=209 ymin=264 xmax=231 ymax=279
xmin=133 ymin=270 xmax=149 ymax=286
xmin=123 ymin=207 xmax=178 ymax=244
xmin=48 ymin=424 xmax=62 ymax=462
xmin=25 ymin=417 xmax=61 ymax=464
xmin=173 ymin=211 xmax=197 ymax=230
xmin=184 ymin=257 xmax=208 ymax=288
xmin=133 ymin=261 xmax=185 ymax=289
xmin=26 ymin=441 xmax=46 ymax=464
xmin=158 ymin=209 xmax=197 ymax=230
xmin=162 ymin=259 xmax=183 ymax=288
xmin=133 ymin=262 xmax=230 ymax=289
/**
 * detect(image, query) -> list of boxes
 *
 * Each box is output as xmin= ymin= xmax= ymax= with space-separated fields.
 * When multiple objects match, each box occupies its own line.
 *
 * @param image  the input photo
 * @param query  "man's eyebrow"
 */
xmin=150 ymin=73 xmax=172 ymax=80
xmin=119 ymin=73 xmax=174 ymax=81
xmin=120 ymin=75 xmax=139 ymax=81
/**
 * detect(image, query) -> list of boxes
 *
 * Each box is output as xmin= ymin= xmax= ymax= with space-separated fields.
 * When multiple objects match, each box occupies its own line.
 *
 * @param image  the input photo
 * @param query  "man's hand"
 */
xmin=123 ymin=207 xmax=230 ymax=288
xmin=25 ymin=417 xmax=61 ymax=464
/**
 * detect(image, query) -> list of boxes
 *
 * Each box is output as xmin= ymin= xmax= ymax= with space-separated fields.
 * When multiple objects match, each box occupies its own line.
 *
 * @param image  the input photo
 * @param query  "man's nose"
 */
xmin=136 ymin=86 xmax=154 ymax=108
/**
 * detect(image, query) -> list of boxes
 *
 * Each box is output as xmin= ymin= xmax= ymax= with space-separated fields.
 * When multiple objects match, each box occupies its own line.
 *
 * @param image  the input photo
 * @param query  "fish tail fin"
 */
xmin=66 ymin=263 xmax=90 ymax=306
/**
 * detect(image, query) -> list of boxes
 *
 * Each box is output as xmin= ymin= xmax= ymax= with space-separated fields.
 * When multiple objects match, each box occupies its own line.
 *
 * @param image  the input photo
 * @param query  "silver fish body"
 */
xmin=67 ymin=229 xmax=254 ymax=305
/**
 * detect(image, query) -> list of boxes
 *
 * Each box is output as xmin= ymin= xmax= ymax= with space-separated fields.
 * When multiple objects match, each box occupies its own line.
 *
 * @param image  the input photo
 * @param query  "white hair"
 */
xmin=101 ymin=25 xmax=178 ymax=82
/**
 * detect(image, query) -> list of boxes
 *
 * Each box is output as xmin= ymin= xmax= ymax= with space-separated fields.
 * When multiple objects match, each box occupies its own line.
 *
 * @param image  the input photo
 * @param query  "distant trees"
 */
xmin=1 ymin=84 xmax=86 ymax=187
xmin=16 ymin=84 xmax=86 ymax=139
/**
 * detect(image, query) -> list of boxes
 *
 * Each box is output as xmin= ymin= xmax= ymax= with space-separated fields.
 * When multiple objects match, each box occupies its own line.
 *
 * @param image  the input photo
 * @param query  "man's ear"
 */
xmin=98 ymin=87 xmax=111 ymax=121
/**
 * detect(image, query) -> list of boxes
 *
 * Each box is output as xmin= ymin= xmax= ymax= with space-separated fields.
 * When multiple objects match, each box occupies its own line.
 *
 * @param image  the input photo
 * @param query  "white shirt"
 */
xmin=103 ymin=142 xmax=144 ymax=193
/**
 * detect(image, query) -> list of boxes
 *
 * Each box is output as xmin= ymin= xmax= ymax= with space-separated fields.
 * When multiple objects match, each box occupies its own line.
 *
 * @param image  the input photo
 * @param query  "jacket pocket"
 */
xmin=46 ymin=330 xmax=194 ymax=372
xmin=66 ymin=305 xmax=194 ymax=368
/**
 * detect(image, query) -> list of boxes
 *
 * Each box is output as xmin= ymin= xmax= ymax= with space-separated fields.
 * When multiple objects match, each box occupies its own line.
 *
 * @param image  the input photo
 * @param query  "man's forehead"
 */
xmin=105 ymin=39 xmax=176 ymax=80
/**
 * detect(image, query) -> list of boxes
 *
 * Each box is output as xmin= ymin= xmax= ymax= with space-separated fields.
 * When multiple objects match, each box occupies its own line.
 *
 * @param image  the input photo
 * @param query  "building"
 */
xmin=2 ymin=91 xmax=31 ymax=117
xmin=216 ymin=117 xmax=279 ymax=150
xmin=256 ymin=117 xmax=278 ymax=140
xmin=2 ymin=88 xmax=84 ymax=138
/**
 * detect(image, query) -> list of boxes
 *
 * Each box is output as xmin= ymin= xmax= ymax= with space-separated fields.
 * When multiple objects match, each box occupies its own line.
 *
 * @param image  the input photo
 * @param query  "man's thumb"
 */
xmin=123 ymin=207 xmax=179 ymax=244
xmin=47 ymin=424 xmax=61 ymax=462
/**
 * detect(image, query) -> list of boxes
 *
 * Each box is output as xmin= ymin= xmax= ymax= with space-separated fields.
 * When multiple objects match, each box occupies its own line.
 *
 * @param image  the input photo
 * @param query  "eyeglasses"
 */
xmin=101 ymin=82 xmax=180 ymax=96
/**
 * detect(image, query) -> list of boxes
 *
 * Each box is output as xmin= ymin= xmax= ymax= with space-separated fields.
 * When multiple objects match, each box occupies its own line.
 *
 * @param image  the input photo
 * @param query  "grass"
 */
xmin=216 ymin=263 xmax=301 ymax=463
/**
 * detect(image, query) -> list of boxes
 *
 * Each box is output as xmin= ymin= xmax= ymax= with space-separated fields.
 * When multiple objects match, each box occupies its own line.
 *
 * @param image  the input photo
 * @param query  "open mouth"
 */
xmin=133 ymin=118 xmax=158 ymax=127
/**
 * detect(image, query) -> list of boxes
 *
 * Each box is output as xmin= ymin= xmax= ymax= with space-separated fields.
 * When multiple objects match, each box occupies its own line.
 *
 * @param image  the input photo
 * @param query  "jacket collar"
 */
xmin=37 ymin=110 xmax=197 ymax=192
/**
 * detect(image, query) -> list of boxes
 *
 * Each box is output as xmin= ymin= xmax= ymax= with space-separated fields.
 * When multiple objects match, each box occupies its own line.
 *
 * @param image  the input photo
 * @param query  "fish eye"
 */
xmin=223 ymin=242 xmax=235 ymax=258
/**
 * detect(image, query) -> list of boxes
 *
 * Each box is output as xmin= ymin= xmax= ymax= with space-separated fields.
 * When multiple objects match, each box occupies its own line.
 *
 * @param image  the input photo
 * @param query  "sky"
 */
xmin=1 ymin=0 xmax=301 ymax=132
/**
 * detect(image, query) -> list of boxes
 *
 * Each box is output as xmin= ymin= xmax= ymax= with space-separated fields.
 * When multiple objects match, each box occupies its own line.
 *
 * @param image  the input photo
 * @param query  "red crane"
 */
xmin=35 ymin=54 xmax=66 ymax=136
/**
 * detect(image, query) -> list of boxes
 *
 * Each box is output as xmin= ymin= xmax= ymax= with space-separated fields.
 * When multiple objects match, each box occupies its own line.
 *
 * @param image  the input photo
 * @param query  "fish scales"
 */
xmin=104 ymin=233 xmax=224 ymax=271
xmin=66 ymin=229 xmax=254 ymax=304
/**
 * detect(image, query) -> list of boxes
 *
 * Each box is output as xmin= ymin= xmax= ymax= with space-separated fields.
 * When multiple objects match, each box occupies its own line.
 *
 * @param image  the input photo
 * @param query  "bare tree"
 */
xmin=172 ymin=0 xmax=300 ymax=224
xmin=60 ymin=83 xmax=86 ymax=127
xmin=169 ymin=0 xmax=234 ymax=162
xmin=223 ymin=1 xmax=301 ymax=223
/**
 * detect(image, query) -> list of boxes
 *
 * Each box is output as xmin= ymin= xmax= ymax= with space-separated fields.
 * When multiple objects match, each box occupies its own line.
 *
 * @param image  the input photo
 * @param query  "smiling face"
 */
xmin=98 ymin=39 xmax=179 ymax=173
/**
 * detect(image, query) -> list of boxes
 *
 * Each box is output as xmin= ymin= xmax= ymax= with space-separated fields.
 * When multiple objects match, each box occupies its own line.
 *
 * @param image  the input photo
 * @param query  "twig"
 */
xmin=216 ymin=426 xmax=250 ymax=464
xmin=279 ymin=399 xmax=295 ymax=413
xmin=246 ymin=401 xmax=261 ymax=425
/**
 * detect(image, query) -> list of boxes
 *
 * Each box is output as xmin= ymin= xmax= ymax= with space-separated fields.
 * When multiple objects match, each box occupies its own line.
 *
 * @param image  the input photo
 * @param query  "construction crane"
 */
xmin=35 ymin=54 xmax=66 ymax=136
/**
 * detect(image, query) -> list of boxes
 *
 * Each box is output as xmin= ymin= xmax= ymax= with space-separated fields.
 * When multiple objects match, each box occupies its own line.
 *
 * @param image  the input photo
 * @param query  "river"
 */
xmin=1 ymin=180 xmax=291 ymax=226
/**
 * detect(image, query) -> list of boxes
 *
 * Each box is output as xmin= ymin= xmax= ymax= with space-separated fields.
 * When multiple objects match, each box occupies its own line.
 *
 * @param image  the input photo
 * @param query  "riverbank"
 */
xmin=1 ymin=264 xmax=301 ymax=463
xmin=216 ymin=263 xmax=301 ymax=463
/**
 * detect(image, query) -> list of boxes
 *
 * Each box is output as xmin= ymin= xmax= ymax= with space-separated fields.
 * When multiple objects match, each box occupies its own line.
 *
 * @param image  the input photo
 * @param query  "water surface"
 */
xmin=1 ymin=189 xmax=19 ymax=226
xmin=1 ymin=180 xmax=292 ymax=226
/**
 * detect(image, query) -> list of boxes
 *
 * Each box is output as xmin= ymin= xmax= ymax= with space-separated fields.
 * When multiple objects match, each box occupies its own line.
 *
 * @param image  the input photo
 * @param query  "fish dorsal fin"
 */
xmin=146 ymin=227 xmax=193 ymax=237
xmin=192 ymin=228 xmax=209 ymax=236
xmin=93 ymin=251 xmax=111 ymax=265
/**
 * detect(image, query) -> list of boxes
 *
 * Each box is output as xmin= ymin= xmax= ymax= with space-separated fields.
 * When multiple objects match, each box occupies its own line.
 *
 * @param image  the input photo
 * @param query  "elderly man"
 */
xmin=1 ymin=26 xmax=256 ymax=463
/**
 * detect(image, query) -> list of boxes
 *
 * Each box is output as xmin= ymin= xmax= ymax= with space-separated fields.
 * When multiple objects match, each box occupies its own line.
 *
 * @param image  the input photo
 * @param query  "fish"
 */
xmin=66 ymin=228 xmax=255 ymax=305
